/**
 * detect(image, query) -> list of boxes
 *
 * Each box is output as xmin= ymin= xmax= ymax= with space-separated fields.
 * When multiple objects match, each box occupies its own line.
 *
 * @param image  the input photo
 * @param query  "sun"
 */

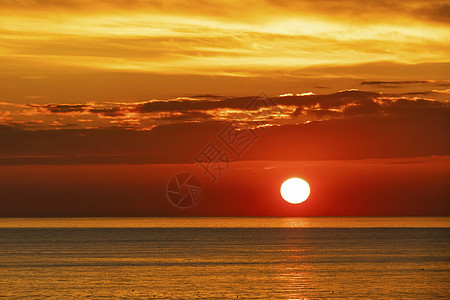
xmin=280 ymin=178 xmax=310 ymax=204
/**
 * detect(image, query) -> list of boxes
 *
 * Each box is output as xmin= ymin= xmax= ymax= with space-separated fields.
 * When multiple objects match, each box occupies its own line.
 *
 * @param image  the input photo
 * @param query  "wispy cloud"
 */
xmin=361 ymin=80 xmax=432 ymax=86
xmin=0 ymin=0 xmax=449 ymax=78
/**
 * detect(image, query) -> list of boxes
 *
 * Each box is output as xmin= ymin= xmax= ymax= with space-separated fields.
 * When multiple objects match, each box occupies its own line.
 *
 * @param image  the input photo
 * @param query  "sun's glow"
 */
xmin=280 ymin=178 xmax=310 ymax=204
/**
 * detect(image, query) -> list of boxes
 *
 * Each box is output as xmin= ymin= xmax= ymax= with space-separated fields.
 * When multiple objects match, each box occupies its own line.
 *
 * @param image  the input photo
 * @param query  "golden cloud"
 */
xmin=0 ymin=0 xmax=449 ymax=78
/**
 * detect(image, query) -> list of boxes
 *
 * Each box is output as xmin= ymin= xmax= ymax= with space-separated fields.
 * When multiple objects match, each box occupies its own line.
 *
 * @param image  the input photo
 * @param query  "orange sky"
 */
xmin=0 ymin=0 xmax=449 ymax=102
xmin=0 ymin=157 xmax=449 ymax=217
xmin=0 ymin=0 xmax=448 ymax=216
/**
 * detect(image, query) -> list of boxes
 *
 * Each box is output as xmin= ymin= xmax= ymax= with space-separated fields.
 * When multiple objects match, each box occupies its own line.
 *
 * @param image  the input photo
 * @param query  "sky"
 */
xmin=0 ymin=0 xmax=449 ymax=216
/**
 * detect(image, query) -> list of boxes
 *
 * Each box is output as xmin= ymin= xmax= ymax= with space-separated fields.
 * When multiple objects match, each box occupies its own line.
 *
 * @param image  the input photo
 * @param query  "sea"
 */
xmin=0 ymin=217 xmax=449 ymax=299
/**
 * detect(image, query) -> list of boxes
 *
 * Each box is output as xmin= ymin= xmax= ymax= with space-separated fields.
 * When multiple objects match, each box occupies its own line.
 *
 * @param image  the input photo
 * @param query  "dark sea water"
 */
xmin=0 ymin=218 xmax=449 ymax=299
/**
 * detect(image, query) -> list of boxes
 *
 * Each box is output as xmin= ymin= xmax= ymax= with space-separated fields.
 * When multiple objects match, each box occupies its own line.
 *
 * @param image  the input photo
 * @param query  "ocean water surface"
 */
xmin=0 ymin=217 xmax=449 ymax=299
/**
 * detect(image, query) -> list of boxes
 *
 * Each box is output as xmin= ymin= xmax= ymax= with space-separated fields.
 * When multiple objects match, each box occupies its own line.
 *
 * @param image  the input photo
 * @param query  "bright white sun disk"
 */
xmin=280 ymin=178 xmax=310 ymax=204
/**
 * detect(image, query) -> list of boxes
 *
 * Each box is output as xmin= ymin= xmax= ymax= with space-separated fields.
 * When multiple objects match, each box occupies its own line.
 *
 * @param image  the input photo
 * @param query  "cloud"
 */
xmin=1 ymin=1 xmax=449 ymax=24
xmin=0 ymin=93 xmax=448 ymax=165
xmin=43 ymin=104 xmax=88 ymax=113
xmin=1 ymin=90 xmax=448 ymax=131
xmin=88 ymin=107 xmax=126 ymax=117
xmin=154 ymin=110 xmax=212 ymax=121
xmin=417 ymin=3 xmax=450 ymax=24
xmin=360 ymin=80 xmax=450 ymax=93
xmin=361 ymin=80 xmax=431 ymax=86
xmin=137 ymin=96 xmax=280 ymax=113
xmin=432 ymin=89 xmax=450 ymax=94
xmin=0 ymin=0 xmax=449 ymax=86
